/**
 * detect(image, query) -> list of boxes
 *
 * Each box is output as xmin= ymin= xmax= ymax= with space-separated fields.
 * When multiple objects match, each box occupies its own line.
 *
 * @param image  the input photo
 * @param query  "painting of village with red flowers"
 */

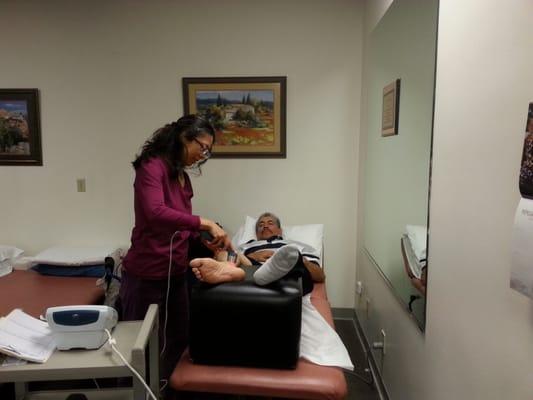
xmin=183 ymin=77 xmax=286 ymax=158
xmin=0 ymin=89 xmax=42 ymax=166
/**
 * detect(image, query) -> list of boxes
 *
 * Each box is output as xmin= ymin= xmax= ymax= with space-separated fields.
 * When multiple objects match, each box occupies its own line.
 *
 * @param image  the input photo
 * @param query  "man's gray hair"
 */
xmin=255 ymin=212 xmax=281 ymax=233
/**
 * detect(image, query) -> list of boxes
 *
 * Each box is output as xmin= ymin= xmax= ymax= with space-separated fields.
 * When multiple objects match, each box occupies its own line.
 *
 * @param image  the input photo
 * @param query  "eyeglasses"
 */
xmin=193 ymin=138 xmax=212 ymax=159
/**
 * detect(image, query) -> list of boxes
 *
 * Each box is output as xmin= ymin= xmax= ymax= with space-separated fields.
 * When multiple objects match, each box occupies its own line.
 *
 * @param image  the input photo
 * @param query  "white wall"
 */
xmin=357 ymin=0 xmax=533 ymax=399
xmin=0 ymin=0 xmax=363 ymax=307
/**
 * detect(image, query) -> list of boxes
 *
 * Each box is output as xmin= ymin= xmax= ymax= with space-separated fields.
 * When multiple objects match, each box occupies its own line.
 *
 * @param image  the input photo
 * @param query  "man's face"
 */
xmin=256 ymin=216 xmax=282 ymax=240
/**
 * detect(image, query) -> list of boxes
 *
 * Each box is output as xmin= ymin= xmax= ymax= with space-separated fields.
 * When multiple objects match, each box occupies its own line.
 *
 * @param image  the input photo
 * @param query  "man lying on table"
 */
xmin=189 ymin=212 xmax=353 ymax=370
xmin=191 ymin=211 xmax=324 ymax=295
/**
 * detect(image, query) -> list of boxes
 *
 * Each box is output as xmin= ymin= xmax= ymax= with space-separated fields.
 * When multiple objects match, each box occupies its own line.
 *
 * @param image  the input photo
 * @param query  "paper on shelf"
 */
xmin=0 ymin=309 xmax=56 ymax=363
xmin=0 ymin=354 xmax=27 ymax=366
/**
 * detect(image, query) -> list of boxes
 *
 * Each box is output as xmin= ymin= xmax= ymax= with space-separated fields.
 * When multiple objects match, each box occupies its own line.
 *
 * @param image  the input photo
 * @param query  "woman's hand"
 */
xmin=200 ymin=218 xmax=231 ymax=250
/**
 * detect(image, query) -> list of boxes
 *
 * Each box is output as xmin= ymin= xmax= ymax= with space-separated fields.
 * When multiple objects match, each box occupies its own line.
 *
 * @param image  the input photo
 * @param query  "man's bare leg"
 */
xmin=190 ymin=258 xmax=245 ymax=284
xmin=214 ymin=250 xmax=253 ymax=267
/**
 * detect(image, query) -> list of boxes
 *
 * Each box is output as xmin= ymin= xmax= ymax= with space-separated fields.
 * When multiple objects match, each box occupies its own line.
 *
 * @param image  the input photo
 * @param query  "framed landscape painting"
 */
xmin=0 ymin=89 xmax=42 ymax=166
xmin=183 ymin=76 xmax=286 ymax=158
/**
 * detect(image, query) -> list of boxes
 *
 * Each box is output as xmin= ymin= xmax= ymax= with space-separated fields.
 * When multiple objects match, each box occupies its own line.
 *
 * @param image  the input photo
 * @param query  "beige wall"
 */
xmin=357 ymin=0 xmax=533 ymax=399
xmin=0 ymin=0 xmax=363 ymax=307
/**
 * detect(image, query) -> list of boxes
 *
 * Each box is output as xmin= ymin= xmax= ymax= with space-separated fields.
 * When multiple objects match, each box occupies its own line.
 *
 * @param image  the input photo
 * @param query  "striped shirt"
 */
xmin=238 ymin=237 xmax=322 ymax=267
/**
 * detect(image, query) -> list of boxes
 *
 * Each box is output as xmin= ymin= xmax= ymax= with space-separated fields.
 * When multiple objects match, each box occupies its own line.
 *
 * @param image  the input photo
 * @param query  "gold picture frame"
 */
xmin=182 ymin=77 xmax=286 ymax=158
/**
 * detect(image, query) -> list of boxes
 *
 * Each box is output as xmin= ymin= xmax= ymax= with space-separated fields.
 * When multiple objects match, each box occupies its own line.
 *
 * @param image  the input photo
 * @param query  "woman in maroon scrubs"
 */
xmin=119 ymin=115 xmax=229 ymax=397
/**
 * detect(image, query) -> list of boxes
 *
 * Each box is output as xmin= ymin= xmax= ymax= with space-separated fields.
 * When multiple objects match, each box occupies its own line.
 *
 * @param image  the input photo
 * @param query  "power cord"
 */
xmin=104 ymin=329 xmax=157 ymax=400
xmin=344 ymin=350 xmax=374 ymax=386
xmin=160 ymin=230 xmax=180 ymax=358
xmin=158 ymin=230 xmax=181 ymax=393
xmin=159 ymin=378 xmax=168 ymax=392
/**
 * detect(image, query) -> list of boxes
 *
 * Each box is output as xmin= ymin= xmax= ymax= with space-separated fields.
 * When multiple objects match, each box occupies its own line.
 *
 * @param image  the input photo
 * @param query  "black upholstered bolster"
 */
xmin=189 ymin=278 xmax=302 ymax=369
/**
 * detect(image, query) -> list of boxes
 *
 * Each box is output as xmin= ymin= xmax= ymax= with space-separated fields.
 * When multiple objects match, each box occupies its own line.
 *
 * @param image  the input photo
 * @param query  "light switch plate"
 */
xmin=77 ymin=178 xmax=86 ymax=192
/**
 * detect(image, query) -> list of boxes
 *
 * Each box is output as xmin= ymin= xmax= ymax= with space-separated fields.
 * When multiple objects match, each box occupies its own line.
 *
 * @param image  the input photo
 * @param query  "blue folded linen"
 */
xmin=32 ymin=264 xmax=106 ymax=277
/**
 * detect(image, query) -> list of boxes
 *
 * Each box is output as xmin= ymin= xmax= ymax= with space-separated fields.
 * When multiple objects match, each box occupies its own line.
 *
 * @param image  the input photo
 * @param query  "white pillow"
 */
xmin=0 ymin=245 xmax=24 ymax=262
xmin=405 ymin=225 xmax=427 ymax=261
xmin=31 ymin=245 xmax=119 ymax=266
xmin=232 ymin=216 xmax=324 ymax=254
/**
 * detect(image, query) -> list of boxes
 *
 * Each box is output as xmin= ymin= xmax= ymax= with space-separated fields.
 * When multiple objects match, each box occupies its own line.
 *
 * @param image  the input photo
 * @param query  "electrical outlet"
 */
xmin=372 ymin=329 xmax=387 ymax=355
xmin=356 ymin=281 xmax=363 ymax=295
xmin=380 ymin=329 xmax=386 ymax=355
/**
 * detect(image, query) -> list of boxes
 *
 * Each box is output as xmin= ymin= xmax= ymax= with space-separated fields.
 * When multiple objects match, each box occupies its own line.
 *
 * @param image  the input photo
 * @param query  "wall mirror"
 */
xmin=363 ymin=0 xmax=439 ymax=330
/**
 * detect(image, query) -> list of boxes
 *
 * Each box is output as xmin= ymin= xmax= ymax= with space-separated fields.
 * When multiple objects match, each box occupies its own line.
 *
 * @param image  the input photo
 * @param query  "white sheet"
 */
xmin=0 ymin=245 xmax=23 ymax=263
xmin=299 ymin=294 xmax=354 ymax=371
xmin=0 ymin=260 xmax=13 ymax=278
xmin=0 ymin=245 xmax=22 ymax=278
xmin=31 ymin=245 xmax=119 ymax=266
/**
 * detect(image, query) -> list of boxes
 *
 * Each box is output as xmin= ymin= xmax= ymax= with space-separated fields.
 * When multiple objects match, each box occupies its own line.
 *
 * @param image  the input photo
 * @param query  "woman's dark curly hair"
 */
xmin=132 ymin=114 xmax=215 ymax=179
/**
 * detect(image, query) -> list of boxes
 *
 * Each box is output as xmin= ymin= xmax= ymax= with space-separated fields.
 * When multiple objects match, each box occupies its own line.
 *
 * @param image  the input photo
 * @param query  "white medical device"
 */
xmin=46 ymin=305 xmax=118 ymax=350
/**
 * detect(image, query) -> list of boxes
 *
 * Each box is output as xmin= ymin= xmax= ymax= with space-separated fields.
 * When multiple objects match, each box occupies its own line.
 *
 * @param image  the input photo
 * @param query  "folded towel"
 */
xmin=405 ymin=225 xmax=427 ymax=262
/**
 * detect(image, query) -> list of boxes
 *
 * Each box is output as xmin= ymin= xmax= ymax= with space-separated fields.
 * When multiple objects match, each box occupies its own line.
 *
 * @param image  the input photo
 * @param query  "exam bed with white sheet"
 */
xmin=170 ymin=217 xmax=349 ymax=399
xmin=0 ymin=245 xmax=121 ymax=318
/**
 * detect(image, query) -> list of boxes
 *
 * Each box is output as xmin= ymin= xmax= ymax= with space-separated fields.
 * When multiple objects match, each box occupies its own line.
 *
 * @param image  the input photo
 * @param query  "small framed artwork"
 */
xmin=381 ymin=79 xmax=401 ymax=137
xmin=519 ymin=102 xmax=533 ymax=199
xmin=0 ymin=89 xmax=42 ymax=166
xmin=183 ymin=76 xmax=286 ymax=158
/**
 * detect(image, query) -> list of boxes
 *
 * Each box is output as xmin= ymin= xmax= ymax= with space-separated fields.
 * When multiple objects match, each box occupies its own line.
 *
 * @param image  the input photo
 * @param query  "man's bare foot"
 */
xmin=190 ymin=258 xmax=245 ymax=284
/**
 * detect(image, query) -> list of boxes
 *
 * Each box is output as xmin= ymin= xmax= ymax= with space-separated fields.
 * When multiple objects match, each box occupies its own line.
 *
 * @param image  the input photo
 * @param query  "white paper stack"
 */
xmin=0 ymin=309 xmax=56 ymax=363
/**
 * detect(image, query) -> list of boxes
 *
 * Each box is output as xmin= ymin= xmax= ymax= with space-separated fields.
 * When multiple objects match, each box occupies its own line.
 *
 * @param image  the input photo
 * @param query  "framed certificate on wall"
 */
xmin=381 ymin=79 xmax=401 ymax=137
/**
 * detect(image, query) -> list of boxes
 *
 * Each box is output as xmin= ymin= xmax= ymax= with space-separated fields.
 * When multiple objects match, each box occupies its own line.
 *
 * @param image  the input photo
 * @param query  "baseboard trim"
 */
xmin=331 ymin=307 xmax=354 ymax=319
